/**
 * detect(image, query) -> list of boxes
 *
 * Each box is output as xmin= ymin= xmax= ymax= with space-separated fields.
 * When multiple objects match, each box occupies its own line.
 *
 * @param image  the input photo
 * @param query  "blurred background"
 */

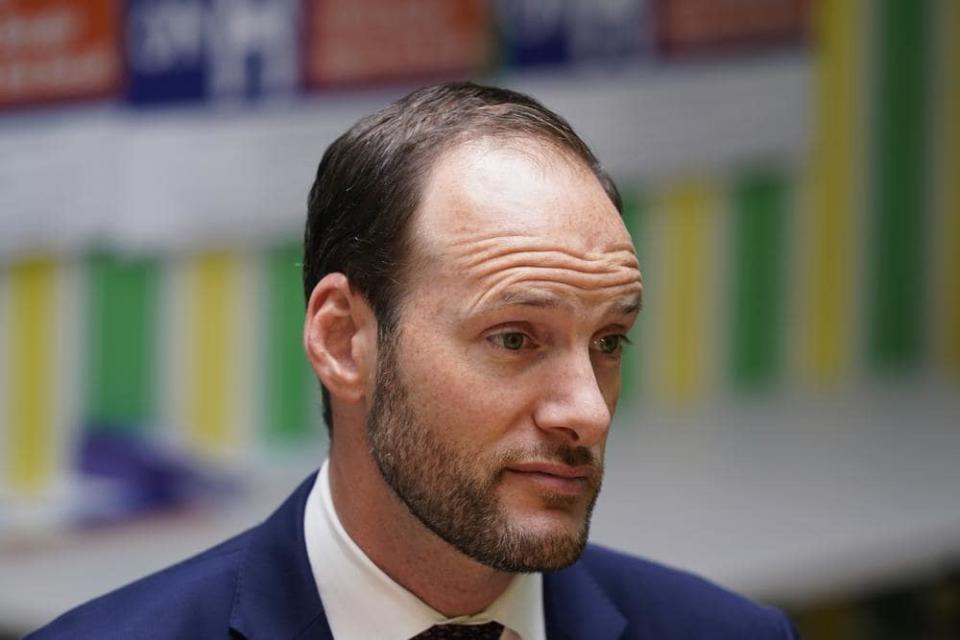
xmin=0 ymin=0 xmax=957 ymax=637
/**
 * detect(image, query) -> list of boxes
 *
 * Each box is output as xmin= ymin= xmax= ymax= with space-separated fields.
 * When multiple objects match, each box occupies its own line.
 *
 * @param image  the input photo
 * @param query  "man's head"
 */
xmin=303 ymin=82 xmax=623 ymax=431
xmin=303 ymin=82 xmax=642 ymax=572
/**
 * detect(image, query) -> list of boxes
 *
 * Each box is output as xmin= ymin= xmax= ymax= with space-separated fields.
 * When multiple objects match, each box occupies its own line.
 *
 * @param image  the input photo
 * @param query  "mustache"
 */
xmin=494 ymin=443 xmax=600 ymax=471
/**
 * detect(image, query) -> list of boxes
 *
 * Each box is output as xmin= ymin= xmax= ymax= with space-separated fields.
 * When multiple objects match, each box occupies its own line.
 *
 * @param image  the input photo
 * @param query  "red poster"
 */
xmin=305 ymin=0 xmax=492 ymax=86
xmin=0 ymin=0 xmax=122 ymax=107
xmin=656 ymin=0 xmax=808 ymax=55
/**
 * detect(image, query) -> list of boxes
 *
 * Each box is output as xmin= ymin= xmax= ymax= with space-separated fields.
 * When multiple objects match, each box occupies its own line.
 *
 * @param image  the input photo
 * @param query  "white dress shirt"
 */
xmin=304 ymin=460 xmax=547 ymax=640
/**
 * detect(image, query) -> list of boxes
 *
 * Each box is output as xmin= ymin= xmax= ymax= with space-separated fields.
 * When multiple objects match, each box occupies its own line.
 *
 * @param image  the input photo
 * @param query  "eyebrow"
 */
xmin=617 ymin=294 xmax=643 ymax=315
xmin=475 ymin=290 xmax=643 ymax=316
xmin=491 ymin=290 xmax=569 ymax=310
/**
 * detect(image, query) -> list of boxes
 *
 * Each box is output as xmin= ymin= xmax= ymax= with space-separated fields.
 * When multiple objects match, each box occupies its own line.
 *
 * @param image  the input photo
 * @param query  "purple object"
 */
xmin=74 ymin=427 xmax=238 ymax=526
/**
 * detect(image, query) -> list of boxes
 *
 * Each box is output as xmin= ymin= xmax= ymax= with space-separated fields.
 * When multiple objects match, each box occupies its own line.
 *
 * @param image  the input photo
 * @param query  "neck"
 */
xmin=327 ymin=438 xmax=515 ymax=616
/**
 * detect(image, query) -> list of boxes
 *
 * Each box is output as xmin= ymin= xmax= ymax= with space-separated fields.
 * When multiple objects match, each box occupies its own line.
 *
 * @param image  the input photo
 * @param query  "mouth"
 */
xmin=503 ymin=461 xmax=596 ymax=495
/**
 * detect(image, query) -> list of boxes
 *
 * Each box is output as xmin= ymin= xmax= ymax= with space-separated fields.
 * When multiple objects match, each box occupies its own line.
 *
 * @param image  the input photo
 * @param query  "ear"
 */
xmin=303 ymin=273 xmax=377 ymax=406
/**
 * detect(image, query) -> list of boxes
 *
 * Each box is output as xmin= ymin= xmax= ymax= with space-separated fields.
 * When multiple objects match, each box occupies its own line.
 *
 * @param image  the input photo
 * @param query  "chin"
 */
xmin=484 ymin=524 xmax=590 ymax=573
xmin=461 ymin=509 xmax=591 ymax=573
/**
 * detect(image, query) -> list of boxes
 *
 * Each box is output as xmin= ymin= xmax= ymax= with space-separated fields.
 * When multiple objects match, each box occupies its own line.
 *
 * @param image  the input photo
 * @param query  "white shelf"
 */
xmin=0 ymin=55 xmax=811 ymax=261
xmin=593 ymin=380 xmax=960 ymax=607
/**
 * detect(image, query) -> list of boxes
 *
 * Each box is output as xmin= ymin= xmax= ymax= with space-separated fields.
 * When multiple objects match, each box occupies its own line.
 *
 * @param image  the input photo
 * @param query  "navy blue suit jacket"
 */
xmin=30 ymin=474 xmax=797 ymax=639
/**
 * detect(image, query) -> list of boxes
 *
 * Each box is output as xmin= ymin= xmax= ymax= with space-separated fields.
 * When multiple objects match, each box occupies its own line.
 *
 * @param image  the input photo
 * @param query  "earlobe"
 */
xmin=304 ymin=273 xmax=376 ymax=405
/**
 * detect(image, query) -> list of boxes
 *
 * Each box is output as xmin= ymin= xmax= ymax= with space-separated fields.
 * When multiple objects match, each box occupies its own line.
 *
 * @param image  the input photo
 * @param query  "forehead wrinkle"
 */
xmin=467 ymin=267 xmax=642 ymax=315
xmin=470 ymin=285 xmax=644 ymax=320
xmin=446 ymin=234 xmax=639 ymax=282
xmin=445 ymin=235 xmax=643 ymax=316
xmin=476 ymin=264 xmax=640 ymax=292
xmin=447 ymin=233 xmax=638 ymax=271
xmin=458 ymin=248 xmax=639 ymax=280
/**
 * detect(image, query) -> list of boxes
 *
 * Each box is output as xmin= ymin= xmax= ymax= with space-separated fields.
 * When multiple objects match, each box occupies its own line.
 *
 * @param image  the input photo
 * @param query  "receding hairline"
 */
xmin=393 ymin=133 xmax=621 ymax=306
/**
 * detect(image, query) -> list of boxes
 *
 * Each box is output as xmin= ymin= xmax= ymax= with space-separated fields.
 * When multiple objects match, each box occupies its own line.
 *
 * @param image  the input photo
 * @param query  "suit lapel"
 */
xmin=543 ymin=560 xmax=627 ymax=640
xmin=229 ymin=473 xmax=334 ymax=640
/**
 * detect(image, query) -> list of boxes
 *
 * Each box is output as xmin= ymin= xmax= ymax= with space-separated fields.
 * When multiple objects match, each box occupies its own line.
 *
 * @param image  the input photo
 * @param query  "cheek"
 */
xmin=399 ymin=339 xmax=533 ymax=445
xmin=595 ymin=365 xmax=622 ymax=414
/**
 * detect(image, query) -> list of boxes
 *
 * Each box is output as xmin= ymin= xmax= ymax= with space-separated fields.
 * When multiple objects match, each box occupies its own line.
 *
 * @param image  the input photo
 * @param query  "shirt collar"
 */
xmin=304 ymin=460 xmax=545 ymax=640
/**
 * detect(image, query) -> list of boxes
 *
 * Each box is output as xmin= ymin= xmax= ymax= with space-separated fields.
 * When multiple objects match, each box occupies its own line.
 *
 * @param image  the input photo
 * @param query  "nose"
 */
xmin=532 ymin=351 xmax=612 ymax=447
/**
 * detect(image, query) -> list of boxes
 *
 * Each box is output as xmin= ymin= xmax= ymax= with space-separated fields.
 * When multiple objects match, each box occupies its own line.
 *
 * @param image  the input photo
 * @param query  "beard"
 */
xmin=365 ymin=330 xmax=603 ymax=573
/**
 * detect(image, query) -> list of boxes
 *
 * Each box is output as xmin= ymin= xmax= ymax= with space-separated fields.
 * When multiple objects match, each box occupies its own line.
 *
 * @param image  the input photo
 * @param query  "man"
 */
xmin=31 ymin=82 xmax=796 ymax=639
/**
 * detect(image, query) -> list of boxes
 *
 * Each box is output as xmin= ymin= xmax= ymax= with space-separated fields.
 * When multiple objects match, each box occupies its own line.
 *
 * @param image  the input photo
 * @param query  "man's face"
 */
xmin=366 ymin=140 xmax=642 ymax=572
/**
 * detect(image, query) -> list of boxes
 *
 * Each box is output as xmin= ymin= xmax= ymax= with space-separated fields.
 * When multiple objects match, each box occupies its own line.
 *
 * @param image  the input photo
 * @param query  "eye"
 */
xmin=489 ymin=331 xmax=532 ymax=351
xmin=594 ymin=334 xmax=630 ymax=356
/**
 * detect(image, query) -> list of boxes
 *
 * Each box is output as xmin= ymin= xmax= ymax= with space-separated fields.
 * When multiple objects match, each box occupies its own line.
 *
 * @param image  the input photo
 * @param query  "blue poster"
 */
xmin=496 ymin=0 xmax=650 ymax=70
xmin=125 ymin=0 xmax=301 ymax=106
xmin=567 ymin=0 xmax=650 ymax=65
xmin=496 ymin=0 xmax=569 ymax=68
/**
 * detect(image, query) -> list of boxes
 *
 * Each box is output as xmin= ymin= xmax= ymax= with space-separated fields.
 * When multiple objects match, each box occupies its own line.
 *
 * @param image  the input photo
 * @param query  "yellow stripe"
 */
xmin=5 ymin=261 xmax=56 ymax=495
xmin=802 ymin=0 xmax=864 ymax=383
xmin=943 ymin=0 xmax=960 ymax=372
xmin=658 ymin=181 xmax=712 ymax=402
xmin=186 ymin=253 xmax=237 ymax=455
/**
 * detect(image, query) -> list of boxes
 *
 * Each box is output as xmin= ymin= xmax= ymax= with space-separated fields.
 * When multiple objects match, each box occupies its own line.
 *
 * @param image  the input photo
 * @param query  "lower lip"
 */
xmin=504 ymin=469 xmax=591 ymax=495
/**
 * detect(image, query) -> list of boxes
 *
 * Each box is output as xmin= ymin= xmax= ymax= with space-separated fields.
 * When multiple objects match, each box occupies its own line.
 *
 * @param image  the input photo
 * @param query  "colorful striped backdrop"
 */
xmin=0 ymin=2 xmax=954 ymax=512
xmin=938 ymin=0 xmax=959 ymax=375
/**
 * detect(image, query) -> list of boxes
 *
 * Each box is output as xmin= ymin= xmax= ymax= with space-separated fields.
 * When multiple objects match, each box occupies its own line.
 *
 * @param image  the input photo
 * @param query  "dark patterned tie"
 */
xmin=410 ymin=621 xmax=504 ymax=640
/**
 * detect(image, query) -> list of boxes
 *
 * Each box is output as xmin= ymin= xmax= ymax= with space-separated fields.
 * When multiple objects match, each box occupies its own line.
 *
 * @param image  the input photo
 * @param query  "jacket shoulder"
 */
xmin=578 ymin=545 xmax=797 ymax=639
xmin=27 ymin=530 xmax=253 ymax=640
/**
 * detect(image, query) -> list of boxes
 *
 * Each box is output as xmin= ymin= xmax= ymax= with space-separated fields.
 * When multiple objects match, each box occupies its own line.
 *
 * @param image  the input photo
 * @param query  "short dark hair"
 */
xmin=303 ymin=81 xmax=621 ymax=434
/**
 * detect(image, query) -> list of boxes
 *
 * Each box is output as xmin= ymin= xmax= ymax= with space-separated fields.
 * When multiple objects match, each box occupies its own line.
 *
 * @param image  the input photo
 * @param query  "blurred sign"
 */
xmin=655 ymin=0 xmax=807 ymax=55
xmin=304 ymin=0 xmax=492 ymax=86
xmin=125 ymin=0 xmax=300 ymax=105
xmin=0 ymin=0 xmax=122 ymax=108
xmin=496 ymin=0 xmax=567 ymax=67
xmin=566 ymin=0 xmax=650 ymax=64
xmin=496 ymin=0 xmax=650 ymax=69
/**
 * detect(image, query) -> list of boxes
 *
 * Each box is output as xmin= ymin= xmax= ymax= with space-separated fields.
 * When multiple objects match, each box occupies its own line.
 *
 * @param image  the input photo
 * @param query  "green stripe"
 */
xmin=620 ymin=187 xmax=646 ymax=408
xmin=867 ymin=0 xmax=931 ymax=372
xmin=264 ymin=245 xmax=313 ymax=442
xmin=730 ymin=172 xmax=788 ymax=391
xmin=86 ymin=254 xmax=158 ymax=429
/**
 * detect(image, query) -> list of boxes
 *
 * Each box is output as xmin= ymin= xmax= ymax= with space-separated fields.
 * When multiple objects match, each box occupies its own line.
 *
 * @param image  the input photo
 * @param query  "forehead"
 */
xmin=414 ymin=139 xmax=630 ymax=259
xmin=406 ymin=139 xmax=641 ymax=311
